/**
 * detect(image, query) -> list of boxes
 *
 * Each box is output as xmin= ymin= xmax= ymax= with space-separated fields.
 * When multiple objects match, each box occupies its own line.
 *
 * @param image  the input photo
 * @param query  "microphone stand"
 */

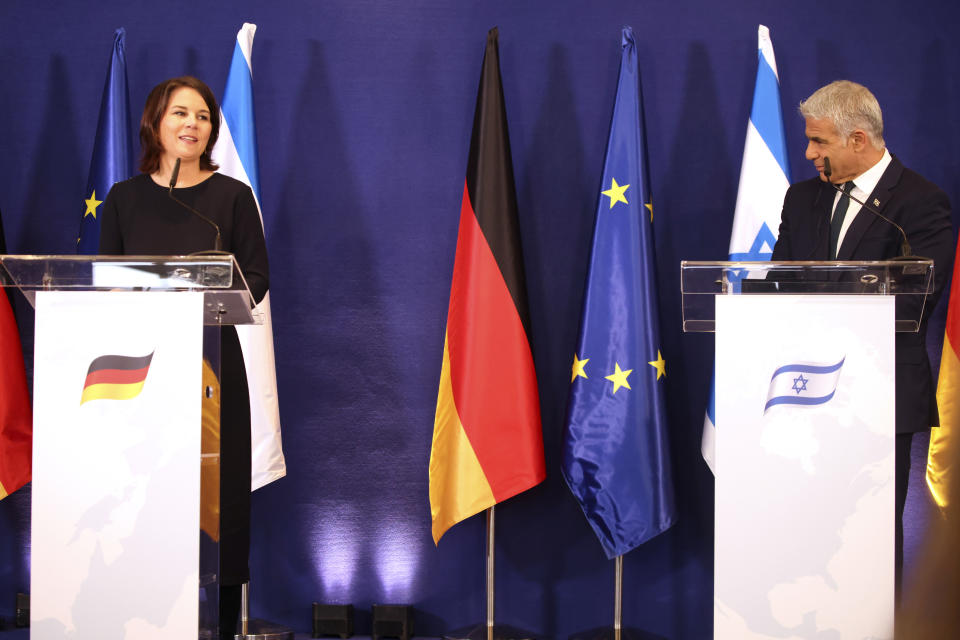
xmin=167 ymin=158 xmax=227 ymax=253
xmin=822 ymin=156 xmax=922 ymax=260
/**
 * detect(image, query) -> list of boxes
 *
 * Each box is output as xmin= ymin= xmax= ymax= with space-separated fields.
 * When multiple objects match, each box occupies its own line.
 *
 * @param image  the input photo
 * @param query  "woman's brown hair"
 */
xmin=138 ymin=76 xmax=220 ymax=174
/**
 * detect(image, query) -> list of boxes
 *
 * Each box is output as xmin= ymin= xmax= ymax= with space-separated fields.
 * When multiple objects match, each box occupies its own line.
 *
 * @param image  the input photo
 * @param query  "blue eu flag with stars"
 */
xmin=561 ymin=27 xmax=677 ymax=559
xmin=77 ymin=28 xmax=132 ymax=254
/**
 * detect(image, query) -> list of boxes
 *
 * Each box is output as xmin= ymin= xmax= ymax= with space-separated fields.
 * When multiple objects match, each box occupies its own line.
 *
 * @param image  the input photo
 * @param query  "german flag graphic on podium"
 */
xmin=429 ymin=27 xmax=546 ymax=544
xmin=80 ymin=352 xmax=155 ymax=405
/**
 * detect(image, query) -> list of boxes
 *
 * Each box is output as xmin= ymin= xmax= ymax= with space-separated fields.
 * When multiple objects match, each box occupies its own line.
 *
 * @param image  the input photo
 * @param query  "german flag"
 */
xmin=0 ymin=209 xmax=32 ymax=500
xmin=929 ymin=239 xmax=960 ymax=508
xmin=429 ymin=27 xmax=546 ymax=544
xmin=80 ymin=352 xmax=154 ymax=405
xmin=0 ymin=280 xmax=32 ymax=500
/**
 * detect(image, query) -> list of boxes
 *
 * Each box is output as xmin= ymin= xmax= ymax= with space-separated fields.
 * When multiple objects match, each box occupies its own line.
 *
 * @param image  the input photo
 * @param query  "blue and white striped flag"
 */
xmin=212 ymin=23 xmax=287 ymax=490
xmin=764 ymin=358 xmax=845 ymax=412
xmin=702 ymin=25 xmax=790 ymax=473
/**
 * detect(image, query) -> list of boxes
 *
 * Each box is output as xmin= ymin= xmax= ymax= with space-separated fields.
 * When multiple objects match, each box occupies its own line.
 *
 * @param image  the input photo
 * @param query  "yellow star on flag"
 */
xmin=601 ymin=178 xmax=629 ymax=209
xmin=648 ymin=350 xmax=666 ymax=380
xmin=571 ymin=354 xmax=589 ymax=382
xmin=645 ymin=201 xmax=653 ymax=222
xmin=84 ymin=190 xmax=103 ymax=219
xmin=604 ymin=362 xmax=633 ymax=394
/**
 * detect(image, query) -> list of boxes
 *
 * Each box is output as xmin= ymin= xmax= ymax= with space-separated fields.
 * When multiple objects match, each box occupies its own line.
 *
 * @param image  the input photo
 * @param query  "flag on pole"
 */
xmin=77 ymin=28 xmax=133 ymax=254
xmin=928 ymin=238 xmax=960 ymax=508
xmin=561 ymin=27 xmax=676 ymax=559
xmin=0 ymin=210 xmax=32 ymax=500
xmin=429 ymin=27 xmax=546 ymax=545
xmin=701 ymin=25 xmax=790 ymax=473
xmin=211 ymin=23 xmax=286 ymax=491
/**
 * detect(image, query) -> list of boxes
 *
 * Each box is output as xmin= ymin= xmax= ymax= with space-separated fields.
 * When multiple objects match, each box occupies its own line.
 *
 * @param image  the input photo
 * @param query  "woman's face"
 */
xmin=157 ymin=87 xmax=213 ymax=165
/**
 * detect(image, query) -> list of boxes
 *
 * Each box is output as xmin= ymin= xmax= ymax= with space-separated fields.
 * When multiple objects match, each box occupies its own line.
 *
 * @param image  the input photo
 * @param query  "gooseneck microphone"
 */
xmin=822 ymin=156 xmax=913 ymax=258
xmin=167 ymin=158 xmax=224 ymax=252
xmin=167 ymin=156 xmax=180 ymax=191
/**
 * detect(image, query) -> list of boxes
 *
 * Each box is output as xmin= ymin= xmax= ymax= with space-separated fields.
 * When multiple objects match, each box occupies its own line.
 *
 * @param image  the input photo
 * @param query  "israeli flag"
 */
xmin=212 ymin=23 xmax=287 ymax=491
xmin=702 ymin=25 xmax=790 ymax=473
xmin=764 ymin=358 xmax=845 ymax=412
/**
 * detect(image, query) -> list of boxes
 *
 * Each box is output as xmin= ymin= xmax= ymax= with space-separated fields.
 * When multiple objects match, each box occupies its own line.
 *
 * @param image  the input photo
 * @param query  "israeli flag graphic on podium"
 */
xmin=764 ymin=358 xmax=845 ymax=412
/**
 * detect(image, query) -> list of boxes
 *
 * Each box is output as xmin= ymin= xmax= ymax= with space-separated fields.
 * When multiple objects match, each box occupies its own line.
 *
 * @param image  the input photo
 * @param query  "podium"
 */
xmin=681 ymin=260 xmax=934 ymax=640
xmin=0 ymin=254 xmax=260 ymax=640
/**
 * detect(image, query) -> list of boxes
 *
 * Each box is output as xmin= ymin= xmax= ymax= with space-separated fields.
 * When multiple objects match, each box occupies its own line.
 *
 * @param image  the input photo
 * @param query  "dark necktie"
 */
xmin=829 ymin=181 xmax=856 ymax=259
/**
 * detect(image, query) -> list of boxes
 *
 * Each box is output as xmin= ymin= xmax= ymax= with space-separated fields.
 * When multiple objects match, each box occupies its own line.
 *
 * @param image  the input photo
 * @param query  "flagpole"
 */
xmin=613 ymin=555 xmax=622 ymax=640
xmin=486 ymin=506 xmax=495 ymax=640
xmin=568 ymin=556 xmax=638 ymax=640
xmin=443 ymin=505 xmax=534 ymax=640
xmin=235 ymin=579 xmax=292 ymax=640
xmin=241 ymin=581 xmax=249 ymax=637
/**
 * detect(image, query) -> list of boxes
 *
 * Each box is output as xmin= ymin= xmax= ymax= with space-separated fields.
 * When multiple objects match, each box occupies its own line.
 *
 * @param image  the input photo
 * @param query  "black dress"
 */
xmin=100 ymin=172 xmax=269 ymax=586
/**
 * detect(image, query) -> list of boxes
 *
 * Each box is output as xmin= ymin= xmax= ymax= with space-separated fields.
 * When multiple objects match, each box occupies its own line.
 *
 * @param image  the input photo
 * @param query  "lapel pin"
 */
xmin=873 ymin=198 xmax=880 ymax=207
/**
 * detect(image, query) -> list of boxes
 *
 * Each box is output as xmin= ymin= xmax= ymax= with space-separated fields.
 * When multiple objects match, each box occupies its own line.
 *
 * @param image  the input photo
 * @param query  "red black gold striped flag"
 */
xmin=1 ymin=209 xmax=32 ymax=500
xmin=80 ymin=352 xmax=154 ymax=405
xmin=929 ymin=239 xmax=960 ymax=508
xmin=0 ymin=278 xmax=32 ymax=500
xmin=429 ymin=27 xmax=546 ymax=544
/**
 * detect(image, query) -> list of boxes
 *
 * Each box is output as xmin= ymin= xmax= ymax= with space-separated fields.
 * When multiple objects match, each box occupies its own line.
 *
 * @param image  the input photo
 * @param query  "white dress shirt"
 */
xmin=832 ymin=147 xmax=892 ymax=251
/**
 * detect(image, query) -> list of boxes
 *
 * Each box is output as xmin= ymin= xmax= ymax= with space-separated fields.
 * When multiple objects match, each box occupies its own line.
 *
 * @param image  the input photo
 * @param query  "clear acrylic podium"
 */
xmin=681 ymin=259 xmax=934 ymax=332
xmin=682 ymin=260 xmax=933 ymax=640
xmin=0 ymin=254 xmax=260 ymax=640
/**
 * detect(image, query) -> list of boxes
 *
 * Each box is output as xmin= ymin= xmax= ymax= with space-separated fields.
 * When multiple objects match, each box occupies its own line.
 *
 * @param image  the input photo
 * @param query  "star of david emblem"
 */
xmin=727 ymin=223 xmax=777 ymax=288
xmin=792 ymin=374 xmax=808 ymax=394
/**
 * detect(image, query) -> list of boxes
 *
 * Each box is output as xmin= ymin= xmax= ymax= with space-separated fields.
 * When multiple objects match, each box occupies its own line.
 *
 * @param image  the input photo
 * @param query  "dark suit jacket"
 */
xmin=771 ymin=154 xmax=954 ymax=433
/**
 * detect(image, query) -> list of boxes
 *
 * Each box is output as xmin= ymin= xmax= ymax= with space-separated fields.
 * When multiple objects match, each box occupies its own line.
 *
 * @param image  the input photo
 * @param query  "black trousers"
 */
xmin=219 ymin=328 xmax=252 ymax=638
xmin=895 ymin=432 xmax=913 ymax=605
xmin=219 ymin=584 xmax=242 ymax=639
xmin=219 ymin=327 xmax=252 ymax=585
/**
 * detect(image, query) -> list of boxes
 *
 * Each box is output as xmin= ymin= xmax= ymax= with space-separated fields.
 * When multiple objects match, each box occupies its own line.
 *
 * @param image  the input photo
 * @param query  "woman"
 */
xmin=99 ymin=76 xmax=268 ymax=638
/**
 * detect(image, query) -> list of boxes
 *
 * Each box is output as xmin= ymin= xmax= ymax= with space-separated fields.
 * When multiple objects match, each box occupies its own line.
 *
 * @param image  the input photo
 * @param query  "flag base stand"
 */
xmin=234 ymin=618 xmax=294 ymax=640
xmin=443 ymin=623 xmax=537 ymax=640
xmin=234 ymin=583 xmax=294 ymax=639
xmin=566 ymin=558 xmax=665 ymax=640
xmin=567 ymin=627 xmax=667 ymax=640
xmin=442 ymin=509 xmax=539 ymax=640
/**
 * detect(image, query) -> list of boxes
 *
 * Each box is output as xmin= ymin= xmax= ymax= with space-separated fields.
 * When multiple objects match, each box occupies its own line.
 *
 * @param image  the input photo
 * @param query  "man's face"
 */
xmin=804 ymin=117 xmax=858 ymax=183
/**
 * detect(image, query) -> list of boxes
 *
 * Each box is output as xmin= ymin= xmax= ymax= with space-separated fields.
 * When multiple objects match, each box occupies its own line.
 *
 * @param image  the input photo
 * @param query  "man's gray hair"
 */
xmin=799 ymin=80 xmax=885 ymax=148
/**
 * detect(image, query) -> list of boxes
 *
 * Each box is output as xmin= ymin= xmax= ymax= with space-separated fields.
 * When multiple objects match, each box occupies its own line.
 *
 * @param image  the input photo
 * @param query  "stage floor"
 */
xmin=0 ymin=632 xmax=438 ymax=640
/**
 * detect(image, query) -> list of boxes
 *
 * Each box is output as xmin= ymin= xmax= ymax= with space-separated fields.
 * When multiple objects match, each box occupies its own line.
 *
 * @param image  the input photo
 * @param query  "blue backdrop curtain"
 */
xmin=1 ymin=1 xmax=958 ymax=636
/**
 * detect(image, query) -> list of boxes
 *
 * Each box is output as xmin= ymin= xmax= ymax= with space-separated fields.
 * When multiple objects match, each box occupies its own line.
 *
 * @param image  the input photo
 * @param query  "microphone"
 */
xmin=168 ymin=157 xmax=180 ymax=191
xmin=822 ymin=157 xmax=913 ymax=258
xmin=166 ymin=158 xmax=223 ymax=252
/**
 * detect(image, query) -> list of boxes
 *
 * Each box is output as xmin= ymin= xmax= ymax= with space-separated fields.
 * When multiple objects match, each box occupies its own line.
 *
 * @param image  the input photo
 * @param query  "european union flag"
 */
xmin=77 ymin=28 xmax=132 ymax=254
xmin=561 ymin=27 xmax=677 ymax=559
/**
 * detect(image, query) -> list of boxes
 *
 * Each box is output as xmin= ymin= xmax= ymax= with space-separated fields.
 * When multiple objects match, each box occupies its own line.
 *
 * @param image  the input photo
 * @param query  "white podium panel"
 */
xmin=31 ymin=291 xmax=203 ymax=639
xmin=715 ymin=294 xmax=894 ymax=639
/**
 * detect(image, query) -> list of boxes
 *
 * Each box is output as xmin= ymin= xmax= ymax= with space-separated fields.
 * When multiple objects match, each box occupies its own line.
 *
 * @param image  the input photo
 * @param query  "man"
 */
xmin=771 ymin=80 xmax=954 ymax=600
